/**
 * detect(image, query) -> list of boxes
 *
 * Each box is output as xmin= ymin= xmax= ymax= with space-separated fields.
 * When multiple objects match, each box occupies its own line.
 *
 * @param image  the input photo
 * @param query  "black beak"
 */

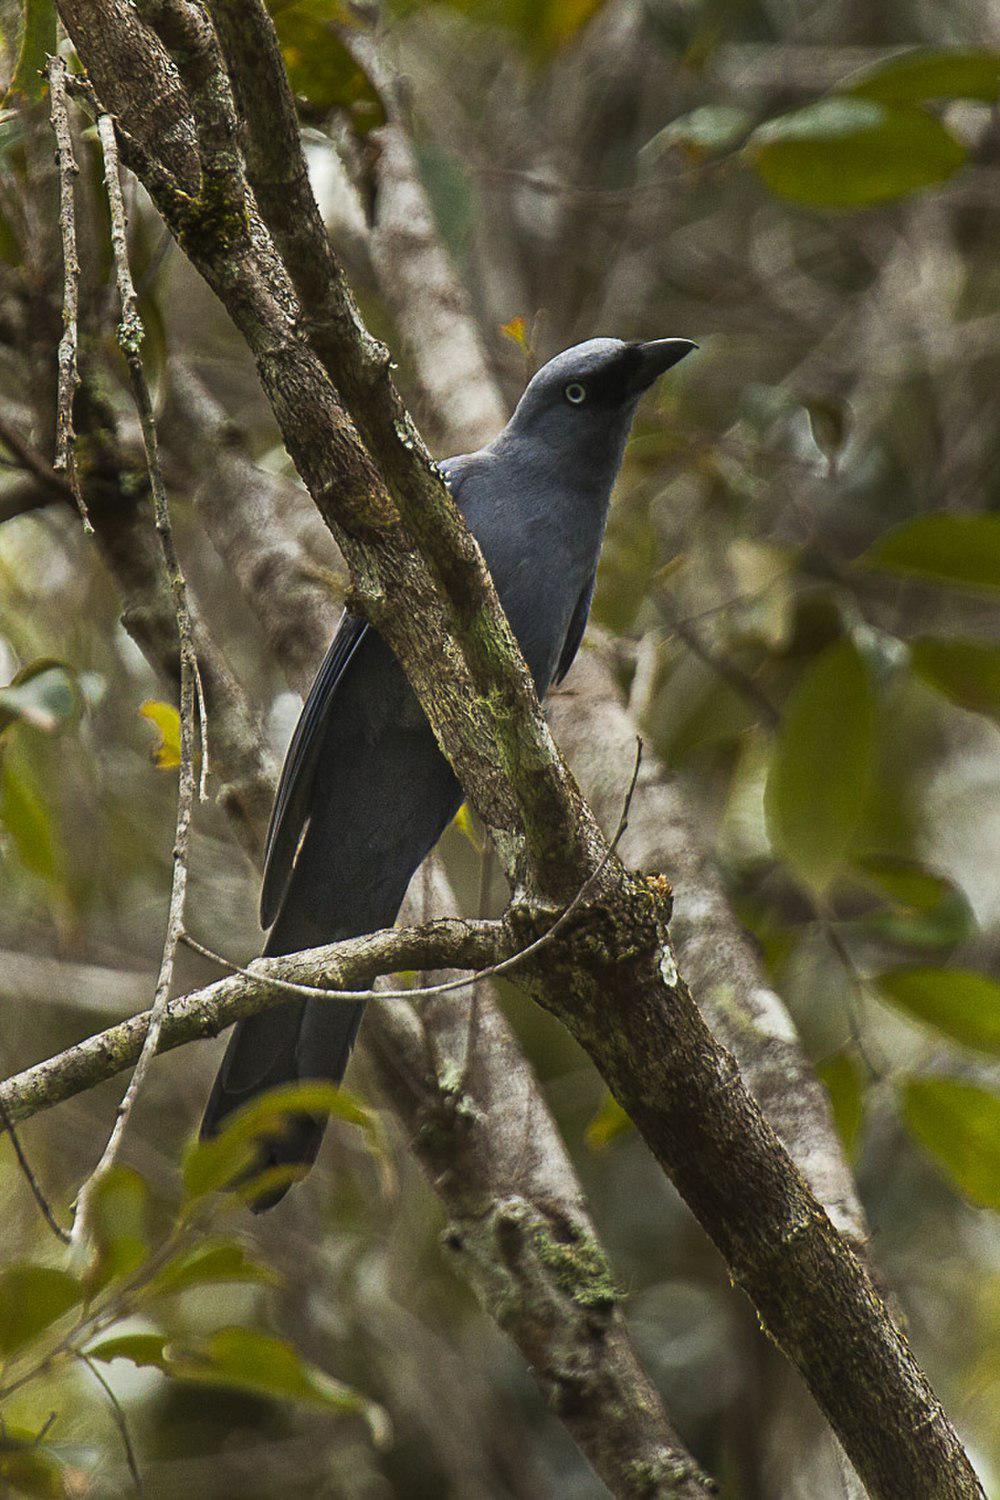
xmin=632 ymin=338 xmax=697 ymax=392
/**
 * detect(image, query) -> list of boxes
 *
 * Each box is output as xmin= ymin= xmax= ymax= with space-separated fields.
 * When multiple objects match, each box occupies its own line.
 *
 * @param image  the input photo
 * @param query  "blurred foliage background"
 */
xmin=0 ymin=0 xmax=998 ymax=1494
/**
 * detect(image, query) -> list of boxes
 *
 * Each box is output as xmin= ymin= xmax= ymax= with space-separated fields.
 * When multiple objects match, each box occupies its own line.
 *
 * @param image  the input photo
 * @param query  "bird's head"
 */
xmin=498 ymin=336 xmax=696 ymax=482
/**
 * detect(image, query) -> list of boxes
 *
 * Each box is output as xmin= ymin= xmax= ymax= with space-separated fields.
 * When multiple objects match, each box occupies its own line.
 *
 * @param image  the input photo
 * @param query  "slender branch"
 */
xmin=47 ymin=55 xmax=92 ymax=533
xmin=71 ymin=111 xmax=201 ymax=1250
xmin=98 ymin=110 xmax=211 ymax=793
xmin=0 ymin=414 xmax=74 ymax=500
xmin=0 ymin=1097 xmax=71 ymax=1243
xmin=0 ymin=919 xmax=503 ymax=1127
xmin=78 ymin=1353 xmax=146 ymax=1496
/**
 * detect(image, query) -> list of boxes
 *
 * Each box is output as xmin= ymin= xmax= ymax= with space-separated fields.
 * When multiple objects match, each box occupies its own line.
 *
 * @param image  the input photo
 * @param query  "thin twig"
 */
xmin=0 ymin=415 xmax=74 ymax=500
xmin=667 ymin=611 xmax=780 ymax=729
xmin=0 ymin=1097 xmax=71 ymax=1243
xmin=71 ymin=113 xmax=203 ymax=1250
xmin=77 ymin=1353 xmax=146 ymax=1496
xmin=47 ymin=55 xmax=93 ymax=534
xmin=817 ymin=906 xmax=887 ymax=1082
xmin=181 ymin=738 xmax=645 ymax=1008
xmin=97 ymin=112 xmax=210 ymax=795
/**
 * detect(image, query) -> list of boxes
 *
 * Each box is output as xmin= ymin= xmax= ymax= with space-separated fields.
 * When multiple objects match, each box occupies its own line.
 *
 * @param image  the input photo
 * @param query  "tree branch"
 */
xmin=0 ymin=919 xmax=501 ymax=1128
xmin=550 ymin=649 xmax=868 ymax=1253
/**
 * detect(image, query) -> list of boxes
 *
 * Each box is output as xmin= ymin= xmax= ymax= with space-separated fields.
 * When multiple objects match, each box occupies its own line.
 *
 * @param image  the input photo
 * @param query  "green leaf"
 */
xmin=182 ymin=1081 xmax=385 ymax=1203
xmin=862 ymin=514 xmax=1000 ymax=592
xmin=764 ymin=639 xmax=875 ymax=893
xmin=3 ymin=0 xmax=57 ymax=106
xmin=85 ymin=1165 xmax=151 ymax=1291
xmin=909 ymin=637 xmax=1000 ymax=723
xmin=452 ymin=801 xmax=483 ymax=852
xmin=387 ymin=0 xmax=609 ymax=63
xmin=269 ymin=0 xmax=385 ymax=131
xmin=0 ymin=1435 xmax=64 ymax=1500
xmin=857 ymin=856 xmax=974 ymax=950
xmin=0 ymin=1264 xmax=82 ymax=1358
xmin=165 ymin=1326 xmax=390 ymax=1442
xmin=0 ymin=757 xmax=61 ymax=890
xmin=901 ymin=1077 xmax=1000 ymax=1209
xmin=584 ymin=1091 xmax=633 ymax=1151
xmin=0 ymin=661 xmax=80 ymax=737
xmin=147 ymin=1239 xmax=279 ymax=1296
xmin=846 ymin=48 xmax=1000 ymax=105
xmin=817 ymin=1054 xmax=865 ymax=1160
xmin=747 ymin=98 xmax=966 ymax=208
xmin=85 ymin=1331 xmax=169 ymax=1370
xmin=644 ymin=105 xmax=751 ymax=162
xmin=876 ymin=968 xmax=1000 ymax=1055
xmin=804 ymin=396 xmax=852 ymax=473
xmin=139 ymin=699 xmax=181 ymax=769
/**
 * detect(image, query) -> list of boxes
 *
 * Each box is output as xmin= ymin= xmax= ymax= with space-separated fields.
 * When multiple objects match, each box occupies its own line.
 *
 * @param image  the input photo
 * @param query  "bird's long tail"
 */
xmin=199 ymin=904 xmax=367 ymax=1212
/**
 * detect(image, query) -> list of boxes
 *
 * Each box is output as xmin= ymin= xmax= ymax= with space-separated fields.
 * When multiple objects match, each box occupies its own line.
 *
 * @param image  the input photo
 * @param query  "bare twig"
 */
xmin=666 ymin=611 xmax=780 ymax=729
xmin=97 ymin=111 xmax=210 ymax=796
xmin=70 ymin=112 xmax=203 ymax=1250
xmin=47 ymin=54 xmax=92 ymax=534
xmin=78 ymin=1353 xmax=146 ymax=1496
xmin=0 ymin=1097 xmax=71 ymax=1244
xmin=0 ymin=415 xmax=74 ymax=500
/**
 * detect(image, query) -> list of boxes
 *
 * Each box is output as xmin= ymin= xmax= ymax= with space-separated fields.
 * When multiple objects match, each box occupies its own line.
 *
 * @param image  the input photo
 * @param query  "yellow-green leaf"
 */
xmin=147 ymin=1239 xmax=279 ymax=1296
xmin=0 ymin=1436 xmax=64 ymax=1500
xmin=846 ymin=47 xmax=1000 ymax=105
xmin=139 ymin=699 xmax=181 ymax=768
xmin=165 ymin=1326 xmax=390 ymax=1442
xmin=452 ymin=801 xmax=483 ymax=852
xmin=748 ymin=98 xmax=966 ymax=208
xmin=817 ymin=1053 xmax=865 ymax=1160
xmin=910 ymin=637 xmax=1000 ymax=723
xmin=0 ymin=1264 xmax=82 ymax=1358
xmin=877 ymin=968 xmax=1000 ymax=1055
xmin=764 ymin=639 xmax=875 ymax=893
xmin=85 ymin=1165 xmax=151 ymax=1291
xmin=584 ymin=1092 xmax=633 ymax=1151
xmin=85 ymin=1332 xmax=169 ymax=1370
xmin=857 ymin=856 xmax=974 ymax=950
xmin=3 ymin=0 xmax=57 ymax=106
xmin=182 ymin=1081 xmax=385 ymax=1203
xmin=901 ymin=1077 xmax=1000 ymax=1210
xmin=269 ymin=0 xmax=385 ymax=131
xmin=0 ymin=757 xmax=62 ymax=890
xmin=863 ymin=515 xmax=1000 ymax=592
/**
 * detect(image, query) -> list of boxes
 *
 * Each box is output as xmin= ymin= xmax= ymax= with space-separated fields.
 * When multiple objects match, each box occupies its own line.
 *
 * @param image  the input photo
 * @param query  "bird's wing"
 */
xmin=554 ymin=572 xmax=596 ymax=685
xmin=260 ymin=611 xmax=369 ymax=928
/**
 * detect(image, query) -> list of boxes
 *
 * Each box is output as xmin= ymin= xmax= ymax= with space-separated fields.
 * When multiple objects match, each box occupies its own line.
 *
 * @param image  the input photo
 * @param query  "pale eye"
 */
xmin=564 ymin=382 xmax=587 ymax=405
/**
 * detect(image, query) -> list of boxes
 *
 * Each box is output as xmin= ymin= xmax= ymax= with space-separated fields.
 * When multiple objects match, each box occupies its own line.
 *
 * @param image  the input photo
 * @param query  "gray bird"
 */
xmin=201 ymin=336 xmax=696 ymax=1206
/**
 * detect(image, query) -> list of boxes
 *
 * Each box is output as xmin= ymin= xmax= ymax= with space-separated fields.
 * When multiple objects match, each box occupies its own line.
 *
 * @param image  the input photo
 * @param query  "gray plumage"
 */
xmin=201 ymin=336 xmax=695 ymax=1208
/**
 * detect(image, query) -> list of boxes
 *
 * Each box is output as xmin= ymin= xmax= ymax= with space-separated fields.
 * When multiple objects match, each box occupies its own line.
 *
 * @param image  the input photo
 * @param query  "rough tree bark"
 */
xmin=16 ymin=0 xmax=984 ymax=1493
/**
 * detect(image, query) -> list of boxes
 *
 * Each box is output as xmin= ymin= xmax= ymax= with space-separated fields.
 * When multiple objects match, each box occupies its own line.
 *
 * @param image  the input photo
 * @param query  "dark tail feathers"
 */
xmin=199 ymin=994 xmax=365 ymax=1212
